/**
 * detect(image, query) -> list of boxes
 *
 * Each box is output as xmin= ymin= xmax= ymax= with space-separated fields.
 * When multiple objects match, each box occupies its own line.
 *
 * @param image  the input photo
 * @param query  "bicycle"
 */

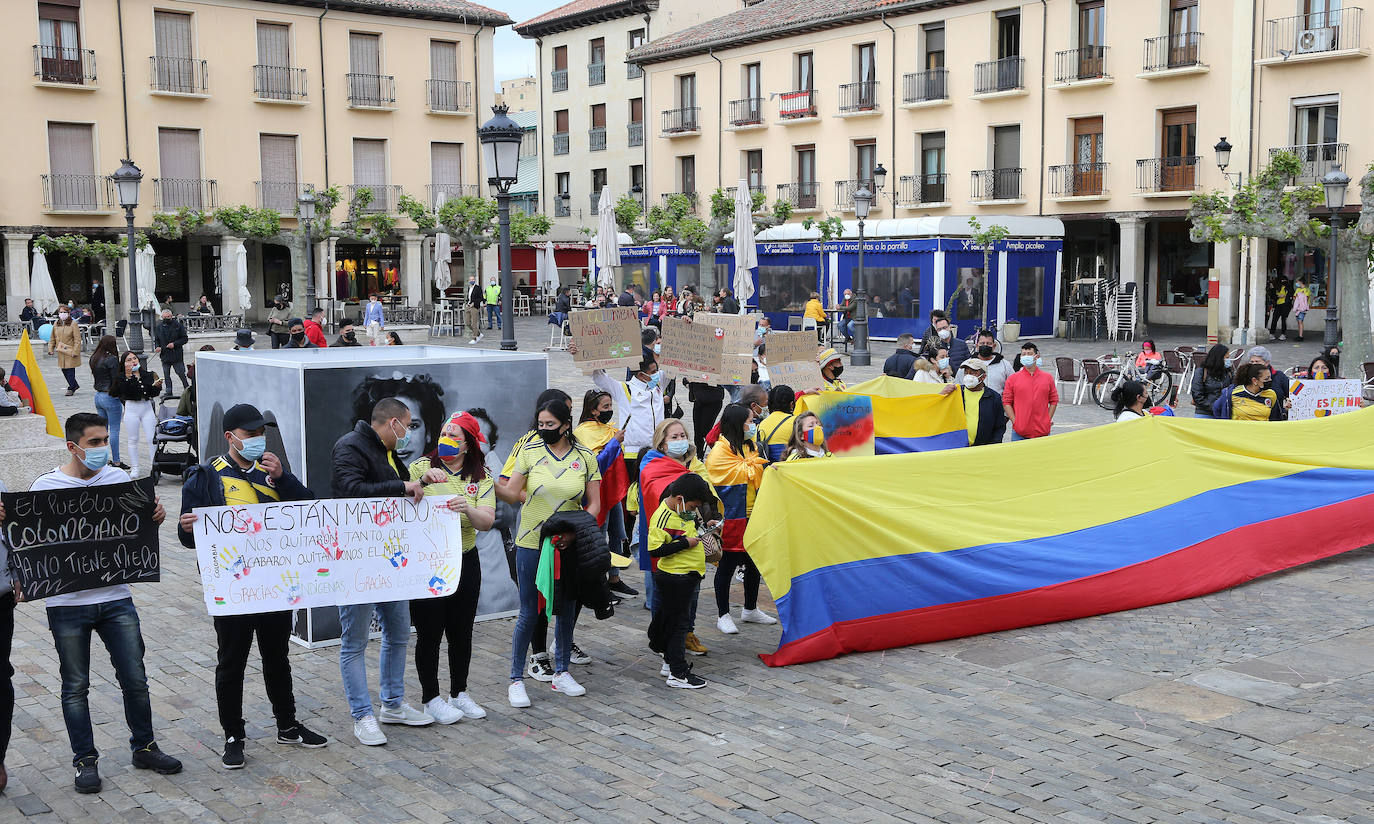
xmin=1090 ymin=358 xmax=1172 ymax=410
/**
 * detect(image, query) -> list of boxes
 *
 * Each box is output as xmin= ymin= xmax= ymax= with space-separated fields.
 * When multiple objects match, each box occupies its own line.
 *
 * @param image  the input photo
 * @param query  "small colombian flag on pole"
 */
xmin=8 ymin=330 xmax=62 ymax=438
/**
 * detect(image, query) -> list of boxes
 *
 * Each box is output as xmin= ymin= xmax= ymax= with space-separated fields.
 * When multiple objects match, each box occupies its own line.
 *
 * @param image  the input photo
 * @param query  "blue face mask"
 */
xmin=236 ymin=434 xmax=267 ymax=462
xmin=644 ymin=372 xmax=661 ymax=390
xmin=938 ymin=357 xmax=950 ymax=369
xmin=392 ymin=420 xmax=413 ymax=453
xmin=1021 ymin=355 xmax=1036 ymax=367
xmin=666 ymin=439 xmax=691 ymax=457
xmin=745 ymin=423 xmax=758 ymax=440
xmin=77 ymin=444 xmax=110 ymax=472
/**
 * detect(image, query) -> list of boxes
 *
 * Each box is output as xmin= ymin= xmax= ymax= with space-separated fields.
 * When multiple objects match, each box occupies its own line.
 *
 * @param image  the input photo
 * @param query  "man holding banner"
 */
xmin=177 ymin=403 xmax=329 ymax=770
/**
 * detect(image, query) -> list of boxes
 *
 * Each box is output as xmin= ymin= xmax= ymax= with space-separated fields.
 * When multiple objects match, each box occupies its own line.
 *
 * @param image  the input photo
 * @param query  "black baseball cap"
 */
xmin=223 ymin=404 xmax=276 ymax=432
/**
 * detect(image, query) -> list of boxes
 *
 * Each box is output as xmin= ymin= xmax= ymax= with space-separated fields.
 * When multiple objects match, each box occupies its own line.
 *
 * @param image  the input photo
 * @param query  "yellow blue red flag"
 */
xmin=7 ymin=330 xmax=61 ymax=438
xmin=797 ymin=376 xmax=968 ymax=456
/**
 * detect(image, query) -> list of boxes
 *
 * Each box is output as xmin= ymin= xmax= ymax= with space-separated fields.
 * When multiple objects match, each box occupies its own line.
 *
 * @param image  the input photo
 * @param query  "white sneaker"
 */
xmin=508 ymin=681 xmax=531 ymax=708
xmin=476 ymin=333 xmax=485 ymax=342
xmin=569 ymin=643 xmax=592 ymax=665
xmin=467 ymin=338 xmax=477 ymax=345
xmin=424 ymin=697 xmax=463 ymax=725
xmin=717 ymin=614 xmax=739 ymax=635
xmin=526 ymin=653 xmax=555 ymax=682
xmin=659 ymin=659 xmax=671 ymax=677
xmin=379 ymin=702 xmax=436 ymax=726
xmin=741 ymin=608 xmax=778 ymax=625
xmin=551 ymin=671 xmax=586 ymax=697
xmin=353 ymin=715 xmax=387 ymax=746
xmin=450 ymin=692 xmax=486 ymax=719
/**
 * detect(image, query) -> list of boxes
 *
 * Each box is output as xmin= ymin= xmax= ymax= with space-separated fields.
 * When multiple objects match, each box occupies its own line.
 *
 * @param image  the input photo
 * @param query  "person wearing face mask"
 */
xmin=647 ymin=473 xmax=718 ymax=689
xmin=305 ymin=308 xmax=330 ymax=348
xmin=817 ymin=349 xmax=847 ymax=392
xmin=579 ymin=346 xmax=665 ymax=496
xmin=968 ymin=330 xmax=1013 ymax=393
xmin=484 ymin=280 xmax=502 ymax=330
xmin=267 ymin=297 xmax=292 ymax=348
xmin=466 ymin=277 xmax=484 ymax=344
xmin=840 ymin=289 xmax=856 ymax=343
xmin=48 ymin=307 xmax=83 ymax=395
xmin=701 ymin=384 xmax=769 ymax=453
xmin=91 ymin=280 xmax=106 ymax=321
xmin=919 ymin=311 xmax=969 ymax=375
xmin=363 ymin=294 xmax=386 ymax=344
xmin=1244 ymin=346 xmax=1290 ymax=420
xmin=497 ymin=399 xmax=602 ymax=707
xmin=1230 ymin=363 xmax=1286 ymax=421
xmin=942 ymin=359 xmax=1007 ymax=446
xmin=335 ymin=320 xmax=363 ymax=347
xmin=330 ymin=398 xmax=430 ymax=745
xmin=781 ymin=412 xmax=831 ymax=461
xmin=704 ymin=404 xmax=774 ymax=634
xmin=177 ymin=404 xmax=327 ymax=769
xmin=153 ymin=309 xmax=190 ymax=398
xmin=574 ymin=391 xmax=636 ymax=598
xmin=284 ymin=318 xmax=317 ymax=349
xmin=755 ymin=385 xmax=797 ymax=462
xmin=1001 ymin=342 xmax=1058 ymax=440
xmin=405 ymin=412 xmax=496 ymax=726
xmin=1111 ymin=380 xmax=1149 ymax=422
xmin=110 ymin=350 xmax=163 ymax=478
xmin=883 ymin=334 xmax=920 ymax=378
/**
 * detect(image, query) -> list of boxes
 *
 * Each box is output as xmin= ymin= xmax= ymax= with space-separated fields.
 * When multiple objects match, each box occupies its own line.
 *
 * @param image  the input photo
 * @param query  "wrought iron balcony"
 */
xmin=42 ymin=174 xmax=114 ymax=211
xmin=255 ymin=181 xmax=307 ymax=212
xmin=776 ymin=181 xmax=820 ymax=210
xmin=902 ymin=69 xmax=947 ymax=103
xmin=150 ymin=56 xmax=208 ymax=94
xmin=725 ymin=185 xmax=767 ymax=209
xmin=589 ymin=127 xmax=607 ymax=152
xmin=627 ymin=62 xmax=643 ymax=79
xmin=628 ymin=121 xmax=644 ymax=147
xmin=427 ymin=79 xmax=472 ymax=113
xmin=970 ymin=168 xmax=1023 ymax=201
xmin=1143 ymin=32 xmax=1204 ymax=71
xmin=154 ymin=178 xmax=218 ymax=211
xmin=588 ymin=62 xmax=605 ymax=86
xmin=838 ymin=81 xmax=879 ymax=113
xmin=1049 ymin=162 xmax=1109 ymax=197
xmin=347 ymin=73 xmax=396 ymax=107
xmin=1269 ymin=143 xmax=1348 ymax=183
xmin=1054 ymin=46 xmax=1109 ymax=82
xmin=347 ymin=184 xmax=402 ymax=213
xmin=33 ymin=45 xmax=96 ymax=84
xmin=897 ymin=173 xmax=948 ymax=206
xmin=427 ymin=183 xmax=477 ymax=208
xmin=1263 ymin=7 xmax=1363 ymax=59
xmin=777 ymin=89 xmax=818 ymax=119
xmin=729 ymin=97 xmax=764 ymax=127
xmin=1136 ymin=156 xmax=1199 ymax=193
xmin=554 ymin=198 xmax=571 ymax=217
xmin=974 ymin=57 xmax=1024 ymax=94
xmin=662 ymin=107 xmax=700 ymax=134
xmin=254 ymin=65 xmax=307 ymax=101
xmin=834 ymin=179 xmax=882 ymax=211
xmin=551 ymin=68 xmax=568 ymax=92
xmin=553 ymin=132 xmax=570 ymax=155
xmin=660 ymin=192 xmax=698 ymax=210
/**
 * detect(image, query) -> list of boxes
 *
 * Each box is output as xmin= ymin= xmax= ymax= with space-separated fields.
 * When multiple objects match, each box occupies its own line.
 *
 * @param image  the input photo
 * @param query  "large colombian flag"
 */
xmin=7 ymin=330 xmax=61 ymax=437
xmin=796 ymin=376 xmax=968 ymax=457
xmin=745 ymin=409 xmax=1374 ymax=666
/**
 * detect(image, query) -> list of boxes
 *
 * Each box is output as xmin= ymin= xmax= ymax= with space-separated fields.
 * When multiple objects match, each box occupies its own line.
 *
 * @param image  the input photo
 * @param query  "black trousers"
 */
xmin=1269 ymin=305 xmax=1291 ymax=336
xmin=649 ymin=570 xmax=700 ymax=678
xmin=213 ymin=611 xmax=296 ymax=740
xmin=691 ymin=385 xmax=725 ymax=457
xmin=161 ymin=360 xmax=188 ymax=392
xmin=715 ymin=552 xmax=761 ymax=615
xmin=0 ymin=593 xmax=13 ymax=763
xmin=410 ymin=549 xmax=482 ymax=702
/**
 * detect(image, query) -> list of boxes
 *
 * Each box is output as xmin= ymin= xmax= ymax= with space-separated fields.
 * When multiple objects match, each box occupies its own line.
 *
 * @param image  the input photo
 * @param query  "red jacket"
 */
xmin=304 ymin=319 xmax=328 ymax=348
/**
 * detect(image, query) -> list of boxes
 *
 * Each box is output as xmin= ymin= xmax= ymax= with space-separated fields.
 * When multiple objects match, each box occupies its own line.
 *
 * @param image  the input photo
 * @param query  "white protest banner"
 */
xmin=193 ymin=496 xmax=464 ymax=616
xmin=1288 ymin=378 xmax=1362 ymax=420
xmin=570 ymin=307 xmax=642 ymax=372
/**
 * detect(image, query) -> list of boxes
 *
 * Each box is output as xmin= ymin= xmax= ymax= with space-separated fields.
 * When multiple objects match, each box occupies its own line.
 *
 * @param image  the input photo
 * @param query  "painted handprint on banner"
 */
xmin=427 ymin=563 xmax=457 ymax=596
xmin=282 ymin=571 xmax=303 ymax=605
xmin=218 ymin=546 xmax=250 ymax=580
xmin=383 ymin=538 xmax=408 ymax=568
xmin=314 ymin=526 xmax=343 ymax=559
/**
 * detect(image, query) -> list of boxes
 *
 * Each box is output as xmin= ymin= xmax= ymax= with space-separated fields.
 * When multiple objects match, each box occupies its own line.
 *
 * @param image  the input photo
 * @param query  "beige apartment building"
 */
xmin=1 ymin=0 xmax=508 ymax=323
xmin=514 ymin=0 xmax=741 ymax=233
xmin=629 ymin=0 xmax=1370 ymax=341
xmin=497 ymin=75 xmax=538 ymax=111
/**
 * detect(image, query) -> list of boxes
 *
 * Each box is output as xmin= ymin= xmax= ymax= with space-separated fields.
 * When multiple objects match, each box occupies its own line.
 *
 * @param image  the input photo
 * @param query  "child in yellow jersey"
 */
xmin=646 ymin=473 xmax=717 ymax=689
xmin=780 ymin=412 xmax=831 ymax=462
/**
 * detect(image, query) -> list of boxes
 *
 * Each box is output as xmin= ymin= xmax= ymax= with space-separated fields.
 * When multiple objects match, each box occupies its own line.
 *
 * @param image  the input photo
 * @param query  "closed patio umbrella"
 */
xmin=595 ymin=188 xmax=620 ymax=289
xmin=29 ymin=248 xmax=60 ymax=312
xmin=731 ymin=179 xmax=757 ymax=313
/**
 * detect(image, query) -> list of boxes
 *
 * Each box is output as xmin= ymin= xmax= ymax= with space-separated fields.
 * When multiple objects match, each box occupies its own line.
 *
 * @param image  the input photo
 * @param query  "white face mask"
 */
xmin=937 ymin=328 xmax=951 ymax=340
xmin=962 ymin=373 xmax=982 ymax=389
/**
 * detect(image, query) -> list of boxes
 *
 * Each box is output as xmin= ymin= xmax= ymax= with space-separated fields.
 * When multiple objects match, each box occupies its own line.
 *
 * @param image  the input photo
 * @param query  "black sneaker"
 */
xmin=74 ymin=757 xmax=101 ymax=794
xmin=666 ymin=670 xmax=708 ymax=689
xmin=277 ymin=723 xmax=328 ymax=748
xmin=221 ymin=737 xmax=245 ymax=770
xmin=131 ymin=743 xmax=182 ymax=775
xmin=609 ymin=579 xmax=639 ymax=598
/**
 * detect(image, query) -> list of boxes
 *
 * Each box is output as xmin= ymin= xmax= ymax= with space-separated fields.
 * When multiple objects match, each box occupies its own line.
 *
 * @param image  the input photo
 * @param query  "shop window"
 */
xmin=757 ymin=265 xmax=819 ymax=312
xmin=1017 ymin=267 xmax=1044 ymax=318
xmin=863 ymin=268 xmax=922 ymax=318
xmin=1156 ymin=223 xmax=1211 ymax=306
xmin=44 ymin=249 xmax=102 ymax=306
xmin=261 ymin=244 xmax=292 ymax=307
xmin=674 ymin=263 xmax=730 ymax=298
xmin=952 ymin=267 xmax=985 ymax=323
xmin=1270 ymin=240 xmax=1329 ymax=308
xmin=151 ymin=240 xmax=190 ymax=303
xmin=613 ymin=264 xmax=652 ymax=298
xmin=335 ymin=244 xmax=401 ymax=303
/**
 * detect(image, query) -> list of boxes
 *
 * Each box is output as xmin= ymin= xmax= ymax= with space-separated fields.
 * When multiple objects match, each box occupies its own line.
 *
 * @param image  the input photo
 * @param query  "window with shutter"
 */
xmin=158 ymin=127 xmax=204 ymax=209
xmin=47 ymin=122 xmax=97 ymax=209
xmin=256 ymin=23 xmax=293 ymax=99
xmin=259 ymin=134 xmax=298 ymax=211
xmin=431 ymin=142 xmax=463 ymax=207
xmin=349 ymin=33 xmax=384 ymax=105
xmin=353 ymin=139 xmax=386 ymax=186
xmin=154 ymin=11 xmax=194 ymax=92
xmin=429 ymin=41 xmax=461 ymax=110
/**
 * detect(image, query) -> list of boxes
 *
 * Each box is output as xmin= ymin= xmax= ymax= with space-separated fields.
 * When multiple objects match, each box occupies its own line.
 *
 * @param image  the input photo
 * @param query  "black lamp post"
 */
xmin=298 ymin=188 xmax=318 ymax=322
xmin=112 ymin=159 xmax=145 ymax=353
xmin=479 ymin=104 xmax=523 ymax=351
xmin=849 ymin=164 xmax=885 ymax=367
xmin=1321 ymin=164 xmax=1350 ymax=348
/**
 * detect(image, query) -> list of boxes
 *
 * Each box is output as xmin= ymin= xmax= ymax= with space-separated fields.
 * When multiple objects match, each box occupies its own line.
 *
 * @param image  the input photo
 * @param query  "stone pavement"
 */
xmin=0 ymin=320 xmax=1370 ymax=823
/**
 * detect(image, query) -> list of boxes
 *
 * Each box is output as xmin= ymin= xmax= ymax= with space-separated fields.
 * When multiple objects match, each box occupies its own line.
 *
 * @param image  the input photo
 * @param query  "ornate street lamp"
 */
xmin=851 ymin=183 xmax=874 ymax=366
xmin=298 ymin=188 xmax=318 ymax=322
xmin=479 ymin=104 xmax=524 ymax=350
xmin=112 ymin=158 xmax=145 ymax=352
xmin=1321 ymin=165 xmax=1350 ymax=348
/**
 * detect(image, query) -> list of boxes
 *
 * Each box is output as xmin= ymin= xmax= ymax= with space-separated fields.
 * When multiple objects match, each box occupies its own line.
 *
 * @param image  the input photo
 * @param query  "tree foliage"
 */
xmin=614 ymin=189 xmax=792 ymax=251
xmin=956 ymin=217 xmax=1011 ymax=326
xmin=802 ymin=216 xmax=845 ymax=301
xmin=397 ymin=194 xmax=552 ymax=282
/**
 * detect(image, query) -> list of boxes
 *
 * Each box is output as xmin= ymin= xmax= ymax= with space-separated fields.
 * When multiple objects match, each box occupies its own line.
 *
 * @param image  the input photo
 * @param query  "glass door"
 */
xmin=1168 ymin=0 xmax=1199 ymax=66
xmin=1077 ymin=0 xmax=1104 ymax=78
xmin=1161 ymin=108 xmax=1197 ymax=191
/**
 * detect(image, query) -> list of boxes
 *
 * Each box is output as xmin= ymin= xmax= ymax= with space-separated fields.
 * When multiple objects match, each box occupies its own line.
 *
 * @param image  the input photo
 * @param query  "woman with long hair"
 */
xmin=48 ymin=306 xmax=82 ymax=395
xmin=89 ymin=335 xmax=129 ymax=469
xmin=755 ymin=385 xmax=796 ymax=463
xmin=406 ymin=412 xmax=495 ymax=724
xmin=574 ymin=390 xmax=634 ymax=595
xmin=109 ymin=350 xmax=162 ymax=477
xmin=704 ymin=403 xmax=773 ymax=635
xmin=498 ymin=398 xmax=601 ymax=707
xmin=781 ymin=412 xmax=831 ymax=461
xmin=350 ymin=373 xmax=445 ymax=466
xmin=1111 ymin=380 xmax=1148 ymax=422
xmin=1189 ymin=344 xmax=1232 ymax=418
xmin=1306 ymin=354 xmax=1338 ymax=380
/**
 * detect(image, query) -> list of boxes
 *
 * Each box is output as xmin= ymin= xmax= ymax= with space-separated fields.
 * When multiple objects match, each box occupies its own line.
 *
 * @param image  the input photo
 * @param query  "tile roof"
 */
xmin=628 ymin=0 xmax=948 ymax=63
xmin=514 ymin=0 xmax=655 ymax=36
xmin=261 ymin=0 xmax=511 ymax=26
xmin=510 ymin=110 xmax=540 ymax=128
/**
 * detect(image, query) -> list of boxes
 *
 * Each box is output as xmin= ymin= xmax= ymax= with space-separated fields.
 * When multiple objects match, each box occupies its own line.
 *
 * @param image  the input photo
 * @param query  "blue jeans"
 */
xmin=339 ymin=601 xmax=410 ymax=720
xmin=47 ymin=598 xmax=154 ymax=764
xmin=94 ymin=391 xmax=123 ymax=463
xmin=1010 ymin=431 xmax=1025 ymax=441
xmin=486 ymin=304 xmax=501 ymax=329
xmin=844 ymin=320 xmax=855 ymax=340
xmin=1193 ymin=408 xmax=1214 ymax=419
xmin=509 ymin=546 xmax=576 ymax=680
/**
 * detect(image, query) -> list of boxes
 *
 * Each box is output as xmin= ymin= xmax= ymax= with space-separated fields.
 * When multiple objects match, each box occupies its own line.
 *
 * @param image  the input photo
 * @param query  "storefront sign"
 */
xmin=1288 ymin=379 xmax=1363 ymax=420
xmin=660 ymin=313 xmax=755 ymax=385
xmin=569 ymin=307 xmax=642 ymax=372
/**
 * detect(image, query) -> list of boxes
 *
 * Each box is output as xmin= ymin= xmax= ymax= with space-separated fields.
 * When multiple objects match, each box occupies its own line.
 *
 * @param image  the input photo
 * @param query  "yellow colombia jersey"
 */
xmin=211 ymin=455 xmax=282 ymax=507
xmin=648 ymin=501 xmax=703 ymax=576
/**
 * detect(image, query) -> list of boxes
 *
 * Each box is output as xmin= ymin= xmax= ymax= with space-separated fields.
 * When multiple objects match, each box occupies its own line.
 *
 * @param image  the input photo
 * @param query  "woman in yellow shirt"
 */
xmin=406 ymin=412 xmax=495 ymax=725
xmin=803 ymin=291 xmax=827 ymax=343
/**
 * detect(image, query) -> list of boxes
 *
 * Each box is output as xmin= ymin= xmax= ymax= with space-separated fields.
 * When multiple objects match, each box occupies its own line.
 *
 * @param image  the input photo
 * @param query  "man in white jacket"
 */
xmin=590 ymin=348 xmax=665 ymax=483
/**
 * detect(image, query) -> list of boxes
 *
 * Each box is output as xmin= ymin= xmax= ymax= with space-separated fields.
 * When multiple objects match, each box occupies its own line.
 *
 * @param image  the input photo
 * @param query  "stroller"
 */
xmin=150 ymin=396 xmax=197 ymax=483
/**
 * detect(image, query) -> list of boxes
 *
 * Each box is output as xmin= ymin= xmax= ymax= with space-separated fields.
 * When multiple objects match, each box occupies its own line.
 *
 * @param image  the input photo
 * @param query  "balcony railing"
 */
xmin=1270 ymin=143 xmax=1348 ymax=183
xmin=427 ymin=183 xmax=477 ymax=208
xmin=253 ymin=65 xmax=307 ymax=101
xmin=834 ymin=179 xmax=880 ymax=210
xmin=512 ymin=195 xmax=539 ymax=216
xmin=897 ymin=173 xmax=948 ymax=206
xmin=427 ymin=79 xmax=473 ymax=113
xmin=974 ymin=57 xmax=1024 ymax=94
xmin=255 ymin=181 xmax=307 ymax=212
xmin=776 ymin=181 xmax=820 ymax=210
xmin=42 ymin=174 xmax=114 ymax=211
xmin=1143 ymin=32 xmax=1204 ymax=71
xmin=777 ymin=89 xmax=818 ymax=119
xmin=33 ymin=45 xmax=96 ymax=84
xmin=1264 ymin=7 xmax=1363 ymax=59
xmin=553 ymin=132 xmax=570 ymax=155
xmin=589 ymin=127 xmax=607 ymax=151
xmin=588 ymin=62 xmax=605 ymax=85
xmin=628 ymin=62 xmax=643 ymax=79
xmin=838 ymin=80 xmax=880 ymax=113
xmin=551 ymin=68 xmax=568 ymax=92
xmin=725 ymin=185 xmax=767 ymax=208
xmin=902 ymin=68 xmax=948 ymax=103
xmin=348 ymin=184 xmax=402 ymax=213
xmin=1054 ymin=46 xmax=1109 ymax=82
xmin=628 ymin=121 xmax=644 ymax=147
xmin=660 ymin=192 xmax=698 ymax=210
xmin=347 ymin=73 xmax=395 ymax=107
xmin=970 ymin=168 xmax=1023 ymax=201
xmin=154 ymin=178 xmax=218 ymax=211
xmin=150 ymin=56 xmax=208 ymax=94
xmin=662 ymin=107 xmax=700 ymax=134
xmin=1049 ymin=162 xmax=1109 ymax=197
xmin=1136 ymin=156 xmax=1199 ymax=193
xmin=729 ymin=97 xmax=764 ymax=126
xmin=554 ymin=198 xmax=571 ymax=217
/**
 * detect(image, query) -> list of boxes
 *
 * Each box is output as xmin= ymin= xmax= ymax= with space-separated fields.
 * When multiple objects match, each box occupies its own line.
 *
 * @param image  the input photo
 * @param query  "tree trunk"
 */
xmin=980 ymin=249 xmax=991 ymax=329
xmin=100 ymin=260 xmax=118 ymax=332
xmin=462 ymin=240 xmax=480 ymax=285
xmin=286 ymin=235 xmax=309 ymax=311
xmin=700 ymin=245 xmax=718 ymax=301
xmin=1338 ymin=248 xmax=1373 ymax=374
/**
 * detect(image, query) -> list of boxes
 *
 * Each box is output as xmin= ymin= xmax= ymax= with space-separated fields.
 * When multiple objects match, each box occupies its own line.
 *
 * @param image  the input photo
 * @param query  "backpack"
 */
xmin=1211 ymin=385 xmax=1234 ymax=419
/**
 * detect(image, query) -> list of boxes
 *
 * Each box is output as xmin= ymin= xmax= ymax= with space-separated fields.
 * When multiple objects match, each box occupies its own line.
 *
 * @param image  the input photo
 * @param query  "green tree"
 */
xmin=399 ymin=194 xmax=552 ymax=287
xmin=959 ymin=217 xmax=1010 ymax=329
xmin=34 ymin=233 xmax=146 ymax=319
xmin=801 ymin=215 xmax=845 ymax=303
xmin=1189 ymin=153 xmax=1374 ymax=370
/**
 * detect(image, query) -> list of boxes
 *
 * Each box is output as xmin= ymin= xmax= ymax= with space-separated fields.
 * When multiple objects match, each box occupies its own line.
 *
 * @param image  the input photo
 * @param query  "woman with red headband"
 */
xmin=406 ymin=411 xmax=495 ymax=725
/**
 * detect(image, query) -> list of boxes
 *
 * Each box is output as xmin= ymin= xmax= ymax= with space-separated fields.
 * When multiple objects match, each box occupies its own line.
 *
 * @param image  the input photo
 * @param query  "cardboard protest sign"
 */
xmin=193 ymin=495 xmax=465 ymax=616
xmin=1288 ymin=378 xmax=1362 ymax=420
xmin=767 ymin=360 xmax=825 ymax=394
xmin=764 ymin=331 xmax=819 ymax=368
xmin=2 ymin=478 xmax=160 ymax=599
xmin=570 ymin=307 xmax=642 ymax=372
xmin=660 ymin=313 xmax=757 ymax=385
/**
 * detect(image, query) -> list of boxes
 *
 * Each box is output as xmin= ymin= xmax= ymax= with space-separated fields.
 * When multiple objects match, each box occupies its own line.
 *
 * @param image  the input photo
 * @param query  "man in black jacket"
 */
xmin=153 ymin=309 xmax=190 ymax=398
xmin=919 ymin=311 xmax=970 ymax=381
xmin=942 ymin=359 xmax=1007 ymax=446
xmin=330 ymin=398 xmax=430 ymax=746
xmin=176 ymin=404 xmax=328 ymax=770
xmin=616 ymin=286 xmax=637 ymax=308
xmin=883 ymin=334 xmax=920 ymax=378
xmin=719 ymin=288 xmax=740 ymax=315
